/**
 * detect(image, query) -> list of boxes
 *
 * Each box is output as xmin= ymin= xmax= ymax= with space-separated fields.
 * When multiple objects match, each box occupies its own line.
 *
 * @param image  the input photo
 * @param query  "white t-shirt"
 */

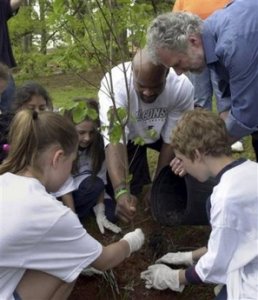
xmin=0 ymin=173 xmax=102 ymax=300
xmin=98 ymin=62 xmax=194 ymax=146
xmin=195 ymin=160 xmax=258 ymax=299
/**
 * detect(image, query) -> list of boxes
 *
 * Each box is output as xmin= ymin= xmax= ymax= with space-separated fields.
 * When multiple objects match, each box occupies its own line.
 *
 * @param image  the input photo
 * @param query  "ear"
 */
xmin=188 ymin=34 xmax=202 ymax=47
xmin=194 ymin=149 xmax=203 ymax=161
xmin=52 ymin=149 xmax=65 ymax=169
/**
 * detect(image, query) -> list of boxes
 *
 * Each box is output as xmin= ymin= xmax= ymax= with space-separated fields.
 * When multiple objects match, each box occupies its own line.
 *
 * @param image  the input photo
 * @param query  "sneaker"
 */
xmin=231 ymin=141 xmax=244 ymax=152
xmin=214 ymin=284 xmax=223 ymax=296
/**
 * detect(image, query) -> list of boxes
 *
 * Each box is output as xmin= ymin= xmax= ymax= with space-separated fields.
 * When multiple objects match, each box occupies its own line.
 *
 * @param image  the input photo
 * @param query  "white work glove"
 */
xmin=156 ymin=251 xmax=193 ymax=266
xmin=121 ymin=228 xmax=145 ymax=256
xmin=140 ymin=264 xmax=184 ymax=292
xmin=93 ymin=203 xmax=122 ymax=234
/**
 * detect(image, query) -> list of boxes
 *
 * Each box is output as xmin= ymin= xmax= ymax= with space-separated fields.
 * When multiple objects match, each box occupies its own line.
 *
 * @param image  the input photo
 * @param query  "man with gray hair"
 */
xmin=146 ymin=0 xmax=258 ymax=169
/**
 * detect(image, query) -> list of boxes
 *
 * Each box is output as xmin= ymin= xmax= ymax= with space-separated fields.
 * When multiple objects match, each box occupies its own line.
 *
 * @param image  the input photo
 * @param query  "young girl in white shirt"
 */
xmin=55 ymin=98 xmax=121 ymax=234
xmin=0 ymin=109 xmax=144 ymax=300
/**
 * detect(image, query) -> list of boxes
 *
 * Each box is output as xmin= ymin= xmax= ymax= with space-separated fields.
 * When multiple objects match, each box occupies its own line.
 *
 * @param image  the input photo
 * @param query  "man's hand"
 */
xmin=140 ymin=264 xmax=184 ymax=292
xmin=93 ymin=203 xmax=122 ymax=234
xmin=156 ymin=251 xmax=193 ymax=266
xmin=115 ymin=193 xmax=137 ymax=223
xmin=170 ymin=157 xmax=186 ymax=177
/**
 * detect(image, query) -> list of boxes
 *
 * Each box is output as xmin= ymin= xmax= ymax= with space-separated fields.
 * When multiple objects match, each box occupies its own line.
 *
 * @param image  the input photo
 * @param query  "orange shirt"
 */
xmin=172 ymin=0 xmax=230 ymax=20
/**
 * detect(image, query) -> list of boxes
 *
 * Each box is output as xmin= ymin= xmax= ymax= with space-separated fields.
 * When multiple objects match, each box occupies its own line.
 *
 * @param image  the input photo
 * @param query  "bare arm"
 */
xmin=105 ymin=143 xmax=137 ymax=223
xmin=105 ymin=143 xmax=127 ymax=190
xmin=10 ymin=0 xmax=22 ymax=11
xmin=154 ymin=142 xmax=175 ymax=179
xmin=192 ymin=246 xmax=207 ymax=263
xmin=91 ymin=240 xmax=130 ymax=271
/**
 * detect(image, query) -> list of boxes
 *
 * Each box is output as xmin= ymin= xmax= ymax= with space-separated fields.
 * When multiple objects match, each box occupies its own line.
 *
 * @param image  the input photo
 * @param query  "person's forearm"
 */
xmin=105 ymin=143 xmax=128 ymax=190
xmin=154 ymin=143 xmax=175 ymax=179
xmin=179 ymin=269 xmax=188 ymax=285
xmin=192 ymin=247 xmax=207 ymax=263
xmin=91 ymin=240 xmax=130 ymax=271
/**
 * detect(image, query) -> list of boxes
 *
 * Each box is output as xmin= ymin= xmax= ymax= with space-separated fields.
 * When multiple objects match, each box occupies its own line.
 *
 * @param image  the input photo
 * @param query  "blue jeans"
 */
xmin=188 ymin=67 xmax=231 ymax=113
xmin=0 ymin=75 xmax=15 ymax=112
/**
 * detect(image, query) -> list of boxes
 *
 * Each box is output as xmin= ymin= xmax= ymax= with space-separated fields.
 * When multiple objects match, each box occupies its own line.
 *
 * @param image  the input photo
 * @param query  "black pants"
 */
xmin=107 ymin=138 xmax=163 ymax=197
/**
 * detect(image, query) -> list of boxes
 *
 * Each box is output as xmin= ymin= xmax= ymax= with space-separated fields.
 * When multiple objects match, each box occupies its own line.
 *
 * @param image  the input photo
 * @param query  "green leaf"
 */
xmin=109 ymin=124 xmax=123 ymax=144
xmin=72 ymin=106 xmax=86 ymax=124
xmin=146 ymin=128 xmax=158 ymax=139
xmin=132 ymin=136 xmax=145 ymax=146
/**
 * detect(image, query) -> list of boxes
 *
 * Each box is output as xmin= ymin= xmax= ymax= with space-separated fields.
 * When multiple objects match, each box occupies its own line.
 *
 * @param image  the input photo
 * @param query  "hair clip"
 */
xmin=2 ymin=144 xmax=10 ymax=152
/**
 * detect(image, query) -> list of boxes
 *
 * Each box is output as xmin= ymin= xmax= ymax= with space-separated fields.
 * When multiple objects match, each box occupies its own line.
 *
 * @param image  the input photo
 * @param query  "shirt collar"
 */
xmin=215 ymin=158 xmax=247 ymax=182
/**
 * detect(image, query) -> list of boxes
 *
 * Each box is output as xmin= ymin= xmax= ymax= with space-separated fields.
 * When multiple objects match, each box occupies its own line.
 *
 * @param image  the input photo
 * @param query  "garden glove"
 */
xmin=140 ymin=264 xmax=184 ymax=292
xmin=156 ymin=251 xmax=193 ymax=266
xmin=93 ymin=203 xmax=122 ymax=234
xmin=121 ymin=228 xmax=145 ymax=256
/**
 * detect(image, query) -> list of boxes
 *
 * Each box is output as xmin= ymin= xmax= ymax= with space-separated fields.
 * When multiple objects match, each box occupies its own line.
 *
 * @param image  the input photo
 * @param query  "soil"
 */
xmin=34 ymin=72 xmax=216 ymax=300
xmin=68 ymin=199 xmax=214 ymax=300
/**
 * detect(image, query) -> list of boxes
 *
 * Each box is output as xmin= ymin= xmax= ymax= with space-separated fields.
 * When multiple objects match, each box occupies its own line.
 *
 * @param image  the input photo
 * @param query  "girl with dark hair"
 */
xmin=0 ymin=81 xmax=53 ymax=164
xmin=12 ymin=80 xmax=53 ymax=112
xmin=55 ymin=98 xmax=121 ymax=234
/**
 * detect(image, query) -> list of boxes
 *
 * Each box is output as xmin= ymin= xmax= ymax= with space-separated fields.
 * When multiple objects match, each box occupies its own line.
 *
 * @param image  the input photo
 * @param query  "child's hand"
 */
xmin=121 ymin=228 xmax=145 ymax=256
xmin=156 ymin=251 xmax=193 ymax=266
xmin=93 ymin=203 xmax=122 ymax=234
xmin=141 ymin=264 xmax=184 ymax=292
xmin=170 ymin=157 xmax=186 ymax=177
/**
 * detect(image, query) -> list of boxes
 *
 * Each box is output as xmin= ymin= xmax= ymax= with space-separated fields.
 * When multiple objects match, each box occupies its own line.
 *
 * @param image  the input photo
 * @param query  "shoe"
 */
xmin=214 ymin=284 xmax=223 ymax=296
xmin=231 ymin=141 xmax=244 ymax=152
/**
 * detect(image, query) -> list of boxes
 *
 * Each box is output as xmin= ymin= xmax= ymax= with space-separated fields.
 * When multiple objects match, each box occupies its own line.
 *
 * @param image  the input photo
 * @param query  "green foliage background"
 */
xmin=9 ymin=0 xmax=173 ymax=78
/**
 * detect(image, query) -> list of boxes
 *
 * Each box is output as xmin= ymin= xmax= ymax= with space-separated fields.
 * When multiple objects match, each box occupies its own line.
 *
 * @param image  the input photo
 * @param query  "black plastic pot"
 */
xmin=150 ymin=166 xmax=216 ymax=226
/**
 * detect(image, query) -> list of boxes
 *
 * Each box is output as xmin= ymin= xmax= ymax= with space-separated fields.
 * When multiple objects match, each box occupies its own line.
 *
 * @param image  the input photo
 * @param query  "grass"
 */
xmin=16 ymin=72 xmax=99 ymax=111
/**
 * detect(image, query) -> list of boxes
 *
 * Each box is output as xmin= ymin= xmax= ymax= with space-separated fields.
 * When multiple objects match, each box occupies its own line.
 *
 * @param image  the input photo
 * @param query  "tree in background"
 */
xmin=8 ymin=0 xmax=171 ymax=76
